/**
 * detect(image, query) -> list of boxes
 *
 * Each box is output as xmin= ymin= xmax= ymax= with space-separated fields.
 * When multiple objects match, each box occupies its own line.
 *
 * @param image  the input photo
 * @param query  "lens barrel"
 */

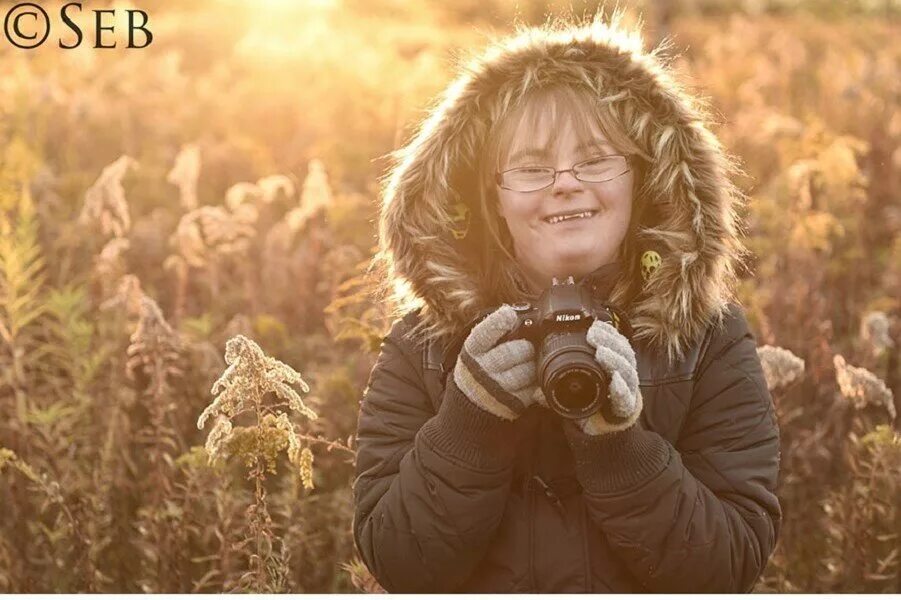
xmin=538 ymin=330 xmax=609 ymax=420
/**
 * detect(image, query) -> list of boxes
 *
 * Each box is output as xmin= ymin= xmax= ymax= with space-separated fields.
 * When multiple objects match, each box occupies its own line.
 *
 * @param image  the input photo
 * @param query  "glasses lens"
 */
xmin=576 ymin=156 xmax=629 ymax=183
xmin=503 ymin=168 xmax=554 ymax=192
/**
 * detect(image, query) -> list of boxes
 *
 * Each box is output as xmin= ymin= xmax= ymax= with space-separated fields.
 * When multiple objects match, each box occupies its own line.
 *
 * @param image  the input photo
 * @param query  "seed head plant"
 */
xmin=78 ymin=156 xmax=135 ymax=240
xmin=99 ymin=274 xmax=144 ymax=318
xmin=126 ymin=295 xmax=183 ymax=398
xmin=103 ymin=278 xmax=187 ymax=592
xmin=167 ymin=144 xmax=202 ymax=210
xmin=226 ymin=174 xmax=295 ymax=211
xmin=171 ymin=206 xmax=256 ymax=270
xmin=859 ymin=311 xmax=895 ymax=357
xmin=258 ymin=175 xmax=296 ymax=205
xmin=162 ymin=254 xmax=190 ymax=323
xmin=285 ymin=160 xmax=332 ymax=233
xmin=169 ymin=205 xmax=257 ymax=305
xmin=0 ymin=4 xmax=898 ymax=594
xmin=833 ymin=354 xmax=896 ymax=421
xmin=198 ymin=334 xmax=318 ymax=592
xmin=92 ymin=238 xmax=130 ymax=298
xmin=757 ymin=344 xmax=806 ymax=391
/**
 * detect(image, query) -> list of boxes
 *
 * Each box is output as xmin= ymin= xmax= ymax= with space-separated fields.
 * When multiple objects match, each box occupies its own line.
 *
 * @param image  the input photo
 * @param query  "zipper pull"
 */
xmin=531 ymin=475 xmax=568 ymax=518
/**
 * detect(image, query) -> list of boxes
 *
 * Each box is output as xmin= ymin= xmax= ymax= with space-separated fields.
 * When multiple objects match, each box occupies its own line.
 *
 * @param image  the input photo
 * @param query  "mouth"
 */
xmin=542 ymin=209 xmax=599 ymax=225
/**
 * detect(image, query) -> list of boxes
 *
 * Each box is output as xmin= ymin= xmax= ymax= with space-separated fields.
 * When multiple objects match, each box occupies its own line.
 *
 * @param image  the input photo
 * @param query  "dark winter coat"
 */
xmin=352 ymin=287 xmax=781 ymax=593
xmin=352 ymin=15 xmax=782 ymax=593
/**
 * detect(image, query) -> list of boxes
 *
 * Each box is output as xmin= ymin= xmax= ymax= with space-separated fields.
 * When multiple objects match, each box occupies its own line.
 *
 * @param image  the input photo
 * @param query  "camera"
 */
xmin=481 ymin=275 xmax=632 ymax=420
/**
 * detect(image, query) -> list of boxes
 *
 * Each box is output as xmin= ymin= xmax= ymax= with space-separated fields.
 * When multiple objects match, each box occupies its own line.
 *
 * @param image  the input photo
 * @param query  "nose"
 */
xmin=552 ymin=168 xmax=583 ymax=195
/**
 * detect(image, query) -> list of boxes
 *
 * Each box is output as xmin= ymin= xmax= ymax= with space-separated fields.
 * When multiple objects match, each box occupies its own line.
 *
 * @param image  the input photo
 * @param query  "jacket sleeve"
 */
xmin=561 ymin=303 xmax=782 ymax=593
xmin=352 ymin=315 xmax=520 ymax=593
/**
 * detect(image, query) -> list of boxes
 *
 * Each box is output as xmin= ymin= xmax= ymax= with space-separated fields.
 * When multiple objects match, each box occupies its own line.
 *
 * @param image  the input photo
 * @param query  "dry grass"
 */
xmin=0 ymin=0 xmax=897 ymax=592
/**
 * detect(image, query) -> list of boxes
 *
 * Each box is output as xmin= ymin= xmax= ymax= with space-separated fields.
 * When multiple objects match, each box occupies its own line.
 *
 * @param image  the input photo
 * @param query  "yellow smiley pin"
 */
xmin=640 ymin=250 xmax=661 ymax=282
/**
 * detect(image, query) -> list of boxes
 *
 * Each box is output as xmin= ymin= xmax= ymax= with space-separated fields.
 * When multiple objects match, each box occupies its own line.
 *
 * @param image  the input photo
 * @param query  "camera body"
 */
xmin=487 ymin=275 xmax=632 ymax=420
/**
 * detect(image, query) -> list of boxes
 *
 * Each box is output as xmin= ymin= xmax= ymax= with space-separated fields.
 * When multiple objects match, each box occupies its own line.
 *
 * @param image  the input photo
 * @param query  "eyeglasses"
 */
xmin=495 ymin=154 xmax=632 ymax=193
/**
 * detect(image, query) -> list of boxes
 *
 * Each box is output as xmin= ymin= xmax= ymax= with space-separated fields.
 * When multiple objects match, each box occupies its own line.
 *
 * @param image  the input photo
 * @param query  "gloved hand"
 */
xmin=577 ymin=318 xmax=643 ymax=435
xmin=454 ymin=305 xmax=547 ymax=421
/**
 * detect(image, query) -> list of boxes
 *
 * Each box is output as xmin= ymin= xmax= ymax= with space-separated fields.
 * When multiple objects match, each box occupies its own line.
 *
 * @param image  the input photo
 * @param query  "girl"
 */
xmin=352 ymin=13 xmax=781 ymax=593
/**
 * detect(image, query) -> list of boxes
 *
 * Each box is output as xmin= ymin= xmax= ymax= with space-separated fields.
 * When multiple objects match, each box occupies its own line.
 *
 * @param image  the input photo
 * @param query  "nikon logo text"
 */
xmin=555 ymin=314 xmax=581 ymax=322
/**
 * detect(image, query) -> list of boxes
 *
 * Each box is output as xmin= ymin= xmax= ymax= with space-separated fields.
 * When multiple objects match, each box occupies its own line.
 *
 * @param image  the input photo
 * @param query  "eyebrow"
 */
xmin=507 ymin=140 xmax=616 ymax=165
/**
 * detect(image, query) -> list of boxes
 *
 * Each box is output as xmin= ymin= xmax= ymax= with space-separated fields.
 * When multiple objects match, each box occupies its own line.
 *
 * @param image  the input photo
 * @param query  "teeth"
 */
xmin=546 ymin=211 xmax=595 ymax=224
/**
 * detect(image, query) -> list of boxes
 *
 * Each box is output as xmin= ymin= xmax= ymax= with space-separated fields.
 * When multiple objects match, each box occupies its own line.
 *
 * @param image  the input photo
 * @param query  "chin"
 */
xmin=556 ymin=245 xmax=610 ymax=263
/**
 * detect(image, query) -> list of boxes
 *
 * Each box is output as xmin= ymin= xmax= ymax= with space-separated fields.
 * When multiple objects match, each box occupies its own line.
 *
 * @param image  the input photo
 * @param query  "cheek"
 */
xmin=497 ymin=191 xmax=541 ymax=224
xmin=599 ymin=185 xmax=633 ymax=219
xmin=614 ymin=197 xmax=633 ymax=221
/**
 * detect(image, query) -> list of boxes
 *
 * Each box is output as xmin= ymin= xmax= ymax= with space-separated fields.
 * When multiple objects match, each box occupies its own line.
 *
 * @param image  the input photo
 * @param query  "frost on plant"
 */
xmin=833 ymin=354 xmax=896 ymax=420
xmin=757 ymin=345 xmax=806 ymax=391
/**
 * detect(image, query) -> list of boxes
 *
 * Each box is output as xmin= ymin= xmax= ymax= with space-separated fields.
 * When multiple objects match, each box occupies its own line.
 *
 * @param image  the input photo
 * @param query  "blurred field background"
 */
xmin=0 ymin=0 xmax=898 ymax=592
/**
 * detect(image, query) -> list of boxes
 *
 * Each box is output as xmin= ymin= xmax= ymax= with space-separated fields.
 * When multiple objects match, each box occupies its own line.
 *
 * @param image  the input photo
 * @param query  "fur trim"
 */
xmin=376 ymin=10 xmax=750 ymax=365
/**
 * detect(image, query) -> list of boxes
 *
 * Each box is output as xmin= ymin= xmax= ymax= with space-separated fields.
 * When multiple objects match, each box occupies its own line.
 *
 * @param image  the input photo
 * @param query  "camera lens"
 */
xmin=539 ymin=331 xmax=609 ymax=420
xmin=553 ymin=369 xmax=599 ymax=409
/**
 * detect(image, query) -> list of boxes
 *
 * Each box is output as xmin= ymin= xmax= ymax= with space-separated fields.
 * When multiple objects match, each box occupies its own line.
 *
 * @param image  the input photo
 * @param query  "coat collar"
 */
xmin=578 ymin=260 xmax=623 ymax=300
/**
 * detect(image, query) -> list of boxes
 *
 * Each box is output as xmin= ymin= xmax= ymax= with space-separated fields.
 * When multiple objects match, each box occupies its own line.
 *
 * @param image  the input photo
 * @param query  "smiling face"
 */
xmin=491 ymin=94 xmax=634 ymax=294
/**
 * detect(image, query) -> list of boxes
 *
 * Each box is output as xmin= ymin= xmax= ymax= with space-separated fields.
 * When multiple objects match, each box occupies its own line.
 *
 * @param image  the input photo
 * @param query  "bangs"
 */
xmin=483 ymin=84 xmax=641 ymax=185
xmin=496 ymin=88 xmax=607 ymax=171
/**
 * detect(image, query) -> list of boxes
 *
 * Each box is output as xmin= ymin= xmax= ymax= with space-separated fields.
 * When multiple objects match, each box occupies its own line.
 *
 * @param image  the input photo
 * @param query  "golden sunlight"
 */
xmin=212 ymin=0 xmax=343 ymax=60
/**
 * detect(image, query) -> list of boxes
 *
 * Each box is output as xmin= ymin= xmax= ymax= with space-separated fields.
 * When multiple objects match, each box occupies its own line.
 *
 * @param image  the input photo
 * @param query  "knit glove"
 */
xmin=577 ymin=318 xmax=643 ymax=435
xmin=454 ymin=305 xmax=547 ymax=421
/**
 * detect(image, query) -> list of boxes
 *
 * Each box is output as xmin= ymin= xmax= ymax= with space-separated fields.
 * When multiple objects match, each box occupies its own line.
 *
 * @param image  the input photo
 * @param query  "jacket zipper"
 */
xmin=526 ymin=418 xmax=540 ymax=592
xmin=580 ymin=499 xmax=592 ymax=592
xmin=527 ymin=471 xmax=535 ymax=592
xmin=526 ymin=416 xmax=572 ymax=591
xmin=531 ymin=475 xmax=568 ymax=520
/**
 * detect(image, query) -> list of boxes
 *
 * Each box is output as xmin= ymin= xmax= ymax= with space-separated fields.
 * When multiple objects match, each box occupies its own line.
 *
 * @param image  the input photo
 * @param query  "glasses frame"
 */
xmin=495 ymin=154 xmax=633 ymax=193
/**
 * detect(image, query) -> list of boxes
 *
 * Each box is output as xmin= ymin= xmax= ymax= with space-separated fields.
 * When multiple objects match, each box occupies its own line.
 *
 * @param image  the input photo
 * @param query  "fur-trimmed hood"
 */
xmin=377 ymin=11 xmax=749 ymax=364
